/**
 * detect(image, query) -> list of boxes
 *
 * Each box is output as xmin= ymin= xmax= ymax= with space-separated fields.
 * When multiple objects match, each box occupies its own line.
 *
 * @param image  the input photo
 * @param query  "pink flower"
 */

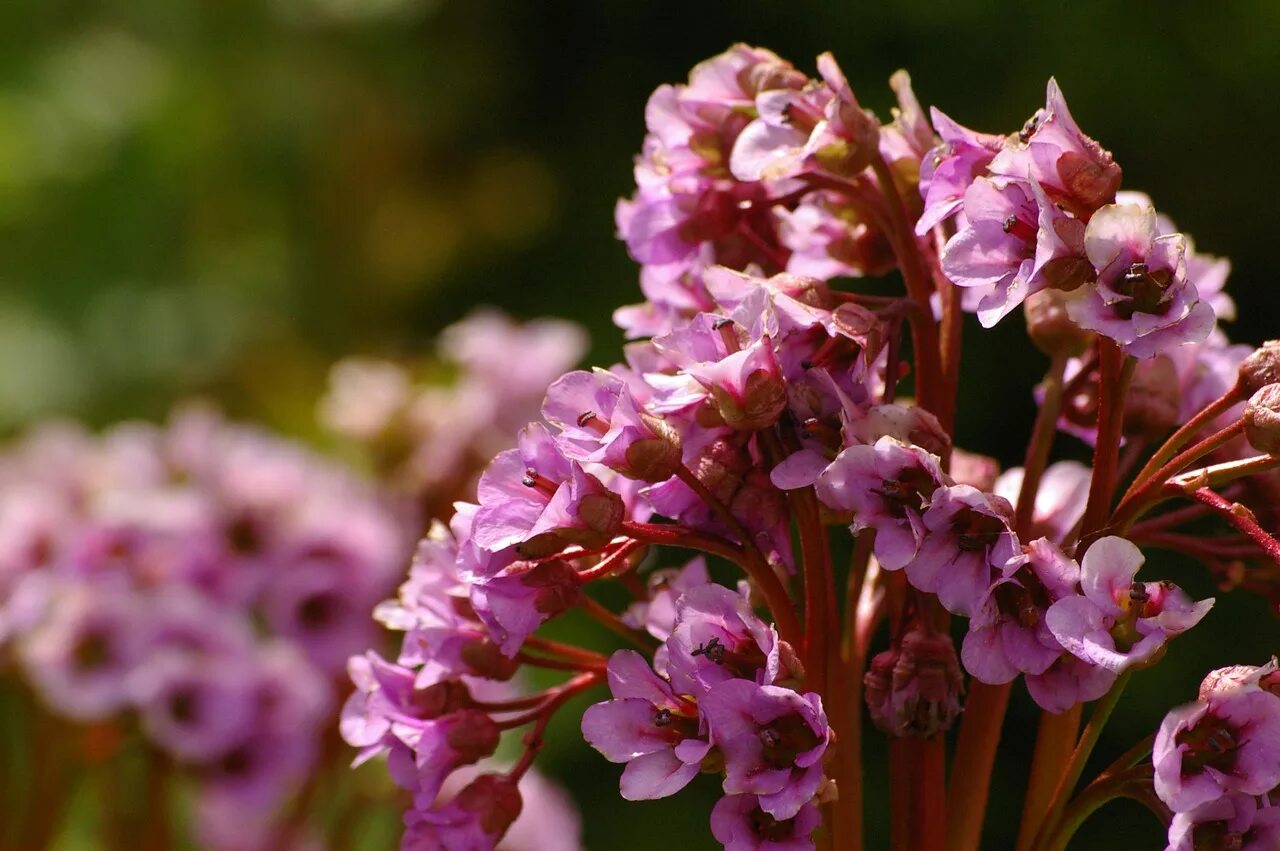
xmin=1154 ymin=685 xmax=1280 ymax=813
xmin=815 ymin=436 xmax=948 ymax=571
xmin=1046 ymin=537 xmax=1213 ymax=674
xmin=916 ymin=108 xmax=1003 ymax=235
xmin=622 ymin=557 xmax=710 ymax=641
xmin=907 ymin=484 xmax=1019 ymax=617
xmin=472 ymin=424 xmax=624 ymax=557
xmin=581 ymin=650 xmax=710 ymax=800
xmin=403 ymin=773 xmax=523 ymax=851
xmin=942 ymin=178 xmax=1086 ymax=327
xmin=469 ymin=559 xmax=581 ymax=657
xmin=701 ymin=679 xmax=829 ymax=819
xmin=987 ymin=78 xmax=1121 ymax=220
xmin=661 ymin=583 xmax=784 ymax=696
xmin=1165 ymin=793 xmax=1280 ymax=851
xmin=711 ymin=794 xmax=821 ymax=851
xmin=1067 ymin=203 xmax=1215 ymax=358
xmin=963 ymin=538 xmax=1078 ymax=685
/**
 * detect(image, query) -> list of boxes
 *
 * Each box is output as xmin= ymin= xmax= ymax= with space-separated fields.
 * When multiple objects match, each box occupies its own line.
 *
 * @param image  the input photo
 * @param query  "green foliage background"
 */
xmin=2 ymin=1 xmax=1279 ymax=848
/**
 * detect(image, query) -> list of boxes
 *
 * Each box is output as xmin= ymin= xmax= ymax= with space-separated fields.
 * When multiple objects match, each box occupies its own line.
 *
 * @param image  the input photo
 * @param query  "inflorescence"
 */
xmin=344 ymin=44 xmax=1280 ymax=851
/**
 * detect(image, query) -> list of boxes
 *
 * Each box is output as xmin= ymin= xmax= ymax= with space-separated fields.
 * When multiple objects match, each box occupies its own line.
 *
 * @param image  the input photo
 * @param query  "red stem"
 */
xmin=1112 ymin=420 xmax=1245 ymax=529
xmin=1078 ymin=341 xmax=1132 ymax=543
xmin=1185 ymin=487 xmax=1280 ymax=565
xmin=620 ymin=521 xmax=801 ymax=648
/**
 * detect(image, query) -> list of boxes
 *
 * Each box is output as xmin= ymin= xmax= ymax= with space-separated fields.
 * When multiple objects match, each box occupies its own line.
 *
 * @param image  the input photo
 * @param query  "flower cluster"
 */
xmin=0 ymin=406 xmax=407 ymax=849
xmin=320 ymin=309 xmax=587 ymax=518
xmin=1155 ymin=661 xmax=1280 ymax=850
xmin=349 ymin=44 xmax=1280 ymax=851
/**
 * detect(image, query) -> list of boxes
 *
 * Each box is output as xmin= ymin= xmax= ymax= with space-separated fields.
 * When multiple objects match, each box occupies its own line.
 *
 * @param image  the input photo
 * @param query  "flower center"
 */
xmin=1176 ymin=714 xmax=1240 ymax=775
xmin=758 ymin=712 xmax=821 ymax=769
xmin=1114 ymin=262 xmax=1174 ymax=318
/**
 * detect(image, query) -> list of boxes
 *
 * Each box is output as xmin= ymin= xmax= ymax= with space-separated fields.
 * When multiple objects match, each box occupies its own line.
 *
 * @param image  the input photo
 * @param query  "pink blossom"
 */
xmin=711 ymin=794 xmax=821 ymax=851
xmin=580 ymin=649 xmax=710 ymax=800
xmin=1046 ymin=536 xmax=1213 ymax=673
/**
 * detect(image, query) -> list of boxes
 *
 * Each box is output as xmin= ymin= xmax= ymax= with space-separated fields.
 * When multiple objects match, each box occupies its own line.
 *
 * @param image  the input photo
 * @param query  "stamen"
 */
xmin=577 ymin=410 xmax=611 ymax=436
xmin=712 ymin=317 xmax=742 ymax=354
xmin=521 ymin=467 xmax=560 ymax=498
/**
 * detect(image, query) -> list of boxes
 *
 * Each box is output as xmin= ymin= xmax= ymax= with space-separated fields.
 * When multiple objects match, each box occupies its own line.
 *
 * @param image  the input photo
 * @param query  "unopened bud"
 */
xmin=452 ymin=774 xmax=523 ymax=841
xmin=1244 ymin=384 xmax=1280 ymax=455
xmin=712 ymin=370 xmax=787 ymax=432
xmin=624 ymin=414 xmax=683 ymax=482
xmin=1024 ymin=290 xmax=1093 ymax=357
xmin=1123 ymin=356 xmax=1181 ymax=440
xmin=1238 ymin=341 xmax=1280 ymax=396
xmin=459 ymin=637 xmax=521 ymax=681
xmin=847 ymin=403 xmax=950 ymax=458
xmin=865 ymin=628 xmax=964 ymax=738
xmin=443 ymin=710 xmax=502 ymax=765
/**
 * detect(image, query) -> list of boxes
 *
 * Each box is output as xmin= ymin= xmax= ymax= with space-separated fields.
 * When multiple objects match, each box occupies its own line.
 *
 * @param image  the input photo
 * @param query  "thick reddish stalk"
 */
xmin=1015 ymin=704 xmax=1082 ymax=851
xmin=1078 ymin=341 xmax=1132 ymax=541
xmin=945 ymin=681 xmax=1012 ymax=851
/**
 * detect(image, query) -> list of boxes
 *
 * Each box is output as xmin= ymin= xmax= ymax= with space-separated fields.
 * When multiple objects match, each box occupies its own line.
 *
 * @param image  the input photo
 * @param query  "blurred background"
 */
xmin=2 ymin=0 xmax=1279 ymax=848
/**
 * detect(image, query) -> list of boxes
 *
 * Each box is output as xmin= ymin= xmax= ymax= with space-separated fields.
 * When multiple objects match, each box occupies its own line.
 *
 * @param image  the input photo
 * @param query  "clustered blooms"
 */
xmin=0 ymin=406 xmax=407 ymax=849
xmin=348 ymin=43 xmax=1280 ymax=851
xmin=1154 ymin=661 xmax=1280 ymax=850
xmin=320 ymin=309 xmax=587 ymax=518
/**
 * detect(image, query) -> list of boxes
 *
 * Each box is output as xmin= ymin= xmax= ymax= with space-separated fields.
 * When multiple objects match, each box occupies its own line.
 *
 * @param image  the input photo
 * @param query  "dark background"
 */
xmin=3 ymin=1 xmax=1278 ymax=847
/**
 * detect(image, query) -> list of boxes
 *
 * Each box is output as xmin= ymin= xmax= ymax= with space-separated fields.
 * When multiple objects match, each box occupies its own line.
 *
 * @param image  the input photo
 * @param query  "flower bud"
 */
xmin=1244 ymin=384 xmax=1280 ymax=455
xmin=712 ymin=369 xmax=787 ymax=432
xmin=624 ymin=414 xmax=683 ymax=482
xmin=1237 ymin=341 xmax=1280 ymax=396
xmin=1024 ymin=290 xmax=1093 ymax=357
xmin=458 ymin=637 xmax=521 ymax=681
xmin=865 ymin=628 xmax=964 ymax=738
xmin=452 ymin=774 xmax=524 ymax=840
xmin=1123 ymin=356 xmax=1181 ymax=440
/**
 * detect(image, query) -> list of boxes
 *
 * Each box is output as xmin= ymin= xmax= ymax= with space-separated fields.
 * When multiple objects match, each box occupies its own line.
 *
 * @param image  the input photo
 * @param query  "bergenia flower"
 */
xmin=916 ymin=108 xmax=1003 ymax=235
xmin=907 ymin=484 xmax=1019 ymax=617
xmin=1067 ymin=202 xmax=1215 ymax=358
xmin=1165 ymin=793 xmax=1280 ymax=851
xmin=711 ymin=794 xmax=821 ymax=851
xmin=815 ymin=436 xmax=948 ymax=571
xmin=962 ymin=538 xmax=1078 ymax=685
xmin=1045 ymin=536 xmax=1213 ymax=673
xmin=472 ymin=423 xmax=623 ymax=556
xmin=1153 ymin=685 xmax=1280 ymax=813
xmin=662 ymin=583 xmax=784 ymax=696
xmin=993 ymin=461 xmax=1091 ymax=545
xmin=987 ymin=78 xmax=1122 ymax=219
xmin=403 ymin=774 xmax=524 ymax=851
xmin=700 ymin=679 xmax=830 ymax=819
xmin=581 ymin=650 xmax=711 ymax=800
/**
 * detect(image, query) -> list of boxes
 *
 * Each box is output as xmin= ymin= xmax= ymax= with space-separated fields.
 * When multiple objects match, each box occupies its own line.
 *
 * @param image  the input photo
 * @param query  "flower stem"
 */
xmin=507 ymin=672 xmax=602 ymax=779
xmin=1031 ymin=671 xmax=1132 ymax=851
xmin=1040 ymin=764 xmax=1163 ymax=851
xmin=1015 ymin=704 xmax=1082 ymax=851
xmin=1111 ymin=419 xmax=1245 ymax=529
xmin=621 ymin=520 xmax=801 ymax=647
xmin=870 ymin=152 xmax=944 ymax=420
xmin=1127 ymin=385 xmax=1243 ymax=497
xmin=1016 ymin=354 xmax=1068 ymax=537
xmin=945 ymin=681 xmax=1012 ymax=851
xmin=1078 ymin=341 xmax=1134 ymax=543
xmin=577 ymin=595 xmax=660 ymax=652
xmin=1185 ymin=487 xmax=1280 ymax=566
